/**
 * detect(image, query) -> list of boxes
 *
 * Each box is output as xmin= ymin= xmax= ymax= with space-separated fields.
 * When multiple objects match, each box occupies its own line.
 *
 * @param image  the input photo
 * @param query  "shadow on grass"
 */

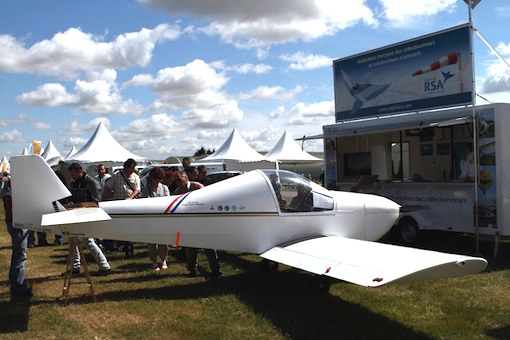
xmin=0 ymin=299 xmax=30 ymax=333
xmin=486 ymin=324 xmax=510 ymax=339
xmin=61 ymin=268 xmax=432 ymax=339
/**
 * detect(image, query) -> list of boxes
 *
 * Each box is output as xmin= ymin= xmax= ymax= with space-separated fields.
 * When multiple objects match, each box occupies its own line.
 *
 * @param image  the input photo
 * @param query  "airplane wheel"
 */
xmin=398 ymin=218 xmax=419 ymax=245
xmin=261 ymin=259 xmax=279 ymax=272
xmin=310 ymin=275 xmax=331 ymax=293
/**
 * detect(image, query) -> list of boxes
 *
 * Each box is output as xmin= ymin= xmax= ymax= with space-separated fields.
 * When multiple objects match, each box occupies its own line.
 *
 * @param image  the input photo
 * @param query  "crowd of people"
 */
xmin=2 ymin=157 xmax=223 ymax=301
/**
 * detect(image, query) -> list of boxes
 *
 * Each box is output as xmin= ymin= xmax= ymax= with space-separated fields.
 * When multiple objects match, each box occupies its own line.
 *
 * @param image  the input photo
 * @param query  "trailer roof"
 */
xmin=323 ymin=105 xmax=481 ymax=138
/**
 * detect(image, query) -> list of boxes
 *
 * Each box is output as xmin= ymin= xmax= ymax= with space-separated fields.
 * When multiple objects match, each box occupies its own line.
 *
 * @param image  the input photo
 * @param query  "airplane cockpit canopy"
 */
xmin=260 ymin=169 xmax=334 ymax=213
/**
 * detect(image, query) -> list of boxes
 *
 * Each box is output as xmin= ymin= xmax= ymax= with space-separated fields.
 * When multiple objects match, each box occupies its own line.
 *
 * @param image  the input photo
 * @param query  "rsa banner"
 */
xmin=334 ymin=24 xmax=473 ymax=122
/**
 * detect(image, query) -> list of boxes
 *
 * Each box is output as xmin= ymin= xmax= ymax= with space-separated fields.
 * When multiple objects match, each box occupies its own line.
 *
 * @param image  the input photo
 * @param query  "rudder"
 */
xmin=10 ymin=155 xmax=71 ymax=231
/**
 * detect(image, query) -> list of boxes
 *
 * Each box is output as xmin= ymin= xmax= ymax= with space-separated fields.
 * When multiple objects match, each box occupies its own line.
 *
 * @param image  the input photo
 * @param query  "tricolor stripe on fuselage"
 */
xmin=164 ymin=193 xmax=190 ymax=214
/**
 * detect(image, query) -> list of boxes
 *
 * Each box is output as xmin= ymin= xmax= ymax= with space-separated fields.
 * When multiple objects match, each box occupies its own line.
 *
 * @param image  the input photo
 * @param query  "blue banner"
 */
xmin=334 ymin=24 xmax=473 ymax=122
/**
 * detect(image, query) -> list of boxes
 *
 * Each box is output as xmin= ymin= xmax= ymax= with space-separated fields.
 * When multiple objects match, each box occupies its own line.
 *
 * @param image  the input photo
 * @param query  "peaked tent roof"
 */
xmin=40 ymin=140 xmax=62 ymax=167
xmin=65 ymin=145 xmax=78 ymax=159
xmin=65 ymin=121 xmax=147 ymax=163
xmin=21 ymin=148 xmax=29 ymax=155
xmin=265 ymin=130 xmax=323 ymax=163
xmin=41 ymin=140 xmax=61 ymax=160
xmin=196 ymin=128 xmax=268 ymax=163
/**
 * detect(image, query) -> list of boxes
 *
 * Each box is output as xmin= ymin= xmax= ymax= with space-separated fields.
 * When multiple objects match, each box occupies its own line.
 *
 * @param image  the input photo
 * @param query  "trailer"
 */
xmin=323 ymin=103 xmax=510 ymax=249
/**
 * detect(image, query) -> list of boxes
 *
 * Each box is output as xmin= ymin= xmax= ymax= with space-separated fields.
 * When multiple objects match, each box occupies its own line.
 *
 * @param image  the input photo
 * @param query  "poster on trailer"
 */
xmin=334 ymin=24 xmax=473 ymax=122
xmin=477 ymin=108 xmax=496 ymax=229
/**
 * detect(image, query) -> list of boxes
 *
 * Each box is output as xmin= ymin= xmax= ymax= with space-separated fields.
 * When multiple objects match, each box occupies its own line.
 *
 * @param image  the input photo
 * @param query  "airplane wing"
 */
xmin=42 ymin=207 xmax=111 ymax=227
xmin=260 ymin=236 xmax=487 ymax=287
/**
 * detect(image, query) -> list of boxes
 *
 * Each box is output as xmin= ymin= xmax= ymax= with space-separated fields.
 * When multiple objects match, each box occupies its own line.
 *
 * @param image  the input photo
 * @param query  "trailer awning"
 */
xmin=323 ymin=107 xmax=474 ymax=138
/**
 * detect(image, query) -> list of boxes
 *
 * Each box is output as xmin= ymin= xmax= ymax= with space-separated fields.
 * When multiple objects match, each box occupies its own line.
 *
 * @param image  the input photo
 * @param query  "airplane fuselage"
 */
xmin=57 ymin=170 xmax=399 ymax=254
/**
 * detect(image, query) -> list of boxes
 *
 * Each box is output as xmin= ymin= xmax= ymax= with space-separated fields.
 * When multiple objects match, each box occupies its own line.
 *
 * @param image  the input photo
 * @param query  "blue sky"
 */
xmin=0 ymin=0 xmax=509 ymax=160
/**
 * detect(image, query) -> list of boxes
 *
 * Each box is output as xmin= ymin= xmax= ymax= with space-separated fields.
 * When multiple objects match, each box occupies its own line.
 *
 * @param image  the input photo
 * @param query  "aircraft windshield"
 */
xmin=261 ymin=169 xmax=333 ymax=213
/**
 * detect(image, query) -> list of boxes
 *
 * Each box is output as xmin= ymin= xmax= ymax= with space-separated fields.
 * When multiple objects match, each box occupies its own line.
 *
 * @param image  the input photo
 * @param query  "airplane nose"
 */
xmin=363 ymin=194 xmax=401 ymax=241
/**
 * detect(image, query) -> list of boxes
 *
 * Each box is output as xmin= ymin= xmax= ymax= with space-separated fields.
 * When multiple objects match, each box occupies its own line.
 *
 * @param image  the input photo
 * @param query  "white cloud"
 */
xmin=0 ymin=129 xmax=24 ymax=143
xmin=149 ymin=59 xmax=229 ymax=108
xmin=0 ymin=24 xmax=180 ymax=79
xmin=379 ymin=0 xmax=457 ymax=28
xmin=480 ymin=62 xmax=510 ymax=94
xmin=496 ymin=42 xmax=510 ymax=56
xmin=240 ymin=125 xmax=279 ymax=151
xmin=123 ymin=73 xmax=154 ymax=87
xmin=269 ymin=105 xmax=286 ymax=119
xmin=61 ymin=137 xmax=89 ymax=149
xmin=478 ymin=42 xmax=510 ymax=95
xmin=16 ymin=83 xmax=78 ymax=106
xmin=113 ymin=113 xmax=181 ymax=141
xmin=181 ymin=100 xmax=243 ymax=128
xmin=17 ymin=70 xmax=144 ymax=115
xmin=239 ymin=85 xmax=303 ymax=100
xmin=141 ymin=0 xmax=377 ymax=48
xmin=196 ymin=129 xmax=228 ymax=140
xmin=127 ymin=59 xmax=244 ymax=128
xmin=288 ymin=100 xmax=334 ymax=125
xmin=32 ymin=121 xmax=51 ymax=129
xmin=0 ymin=114 xmax=51 ymax=131
xmin=211 ymin=61 xmax=272 ymax=74
xmin=62 ymin=118 xmax=111 ymax=135
xmin=280 ymin=52 xmax=332 ymax=70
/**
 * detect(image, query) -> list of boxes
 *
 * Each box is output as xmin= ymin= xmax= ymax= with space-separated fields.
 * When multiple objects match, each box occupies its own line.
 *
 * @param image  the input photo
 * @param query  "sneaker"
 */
xmin=154 ymin=267 xmax=161 ymax=272
xmin=151 ymin=263 xmax=159 ymax=270
xmin=94 ymin=268 xmax=111 ymax=276
xmin=161 ymin=261 xmax=168 ymax=270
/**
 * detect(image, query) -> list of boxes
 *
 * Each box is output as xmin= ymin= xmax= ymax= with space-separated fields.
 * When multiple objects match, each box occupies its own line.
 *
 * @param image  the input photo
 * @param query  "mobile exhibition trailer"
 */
xmin=323 ymin=22 xmax=509 ymax=250
xmin=323 ymin=103 xmax=510 ymax=248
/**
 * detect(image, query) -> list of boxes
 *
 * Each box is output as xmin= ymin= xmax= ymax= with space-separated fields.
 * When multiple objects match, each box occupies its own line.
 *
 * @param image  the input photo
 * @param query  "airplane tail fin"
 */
xmin=10 ymin=155 xmax=71 ymax=231
xmin=340 ymin=69 xmax=353 ymax=90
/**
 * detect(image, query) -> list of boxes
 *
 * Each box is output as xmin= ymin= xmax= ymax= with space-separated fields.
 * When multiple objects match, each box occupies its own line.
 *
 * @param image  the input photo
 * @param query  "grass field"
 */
xmin=1 ymin=209 xmax=510 ymax=339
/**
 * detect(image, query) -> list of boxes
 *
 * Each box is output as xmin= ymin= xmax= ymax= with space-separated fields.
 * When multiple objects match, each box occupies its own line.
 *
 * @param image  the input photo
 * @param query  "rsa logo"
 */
xmin=423 ymin=71 xmax=454 ymax=93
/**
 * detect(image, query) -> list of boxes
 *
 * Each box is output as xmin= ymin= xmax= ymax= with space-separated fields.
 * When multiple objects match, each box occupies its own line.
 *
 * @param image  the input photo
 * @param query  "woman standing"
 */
xmin=140 ymin=167 xmax=170 ymax=271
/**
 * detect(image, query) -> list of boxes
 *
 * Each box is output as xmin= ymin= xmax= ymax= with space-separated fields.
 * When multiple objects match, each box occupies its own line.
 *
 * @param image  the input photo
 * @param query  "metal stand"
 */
xmin=61 ymin=238 xmax=96 ymax=304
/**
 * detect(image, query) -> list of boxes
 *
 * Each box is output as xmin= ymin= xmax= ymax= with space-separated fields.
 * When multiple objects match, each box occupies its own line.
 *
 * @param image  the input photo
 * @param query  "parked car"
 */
xmin=205 ymin=171 xmax=243 ymax=185
xmin=140 ymin=162 xmax=226 ymax=178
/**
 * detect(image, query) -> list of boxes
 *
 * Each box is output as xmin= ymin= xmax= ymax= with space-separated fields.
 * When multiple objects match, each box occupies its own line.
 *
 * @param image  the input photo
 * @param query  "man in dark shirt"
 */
xmin=68 ymin=163 xmax=111 ymax=275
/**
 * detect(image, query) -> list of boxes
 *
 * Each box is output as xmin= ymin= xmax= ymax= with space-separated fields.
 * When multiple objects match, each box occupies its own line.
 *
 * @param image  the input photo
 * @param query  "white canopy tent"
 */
xmin=65 ymin=145 xmax=78 ymax=159
xmin=64 ymin=121 xmax=148 ymax=173
xmin=265 ymin=131 xmax=323 ymax=168
xmin=196 ymin=128 xmax=274 ymax=171
xmin=21 ymin=148 xmax=29 ymax=155
xmin=41 ymin=140 xmax=62 ymax=167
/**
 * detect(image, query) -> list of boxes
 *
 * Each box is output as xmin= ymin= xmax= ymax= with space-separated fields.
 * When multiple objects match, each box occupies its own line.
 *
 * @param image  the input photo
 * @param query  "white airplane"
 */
xmin=11 ymin=155 xmax=486 ymax=290
xmin=340 ymin=69 xmax=391 ymax=114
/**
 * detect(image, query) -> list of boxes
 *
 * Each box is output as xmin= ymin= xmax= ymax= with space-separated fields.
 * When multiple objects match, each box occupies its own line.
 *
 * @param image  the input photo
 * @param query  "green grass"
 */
xmin=1 ymin=209 xmax=510 ymax=339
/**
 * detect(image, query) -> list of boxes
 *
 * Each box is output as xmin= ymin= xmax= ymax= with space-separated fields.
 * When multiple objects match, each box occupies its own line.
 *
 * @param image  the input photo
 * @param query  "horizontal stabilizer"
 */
xmin=260 ymin=236 xmax=487 ymax=287
xmin=42 ymin=207 xmax=111 ymax=227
